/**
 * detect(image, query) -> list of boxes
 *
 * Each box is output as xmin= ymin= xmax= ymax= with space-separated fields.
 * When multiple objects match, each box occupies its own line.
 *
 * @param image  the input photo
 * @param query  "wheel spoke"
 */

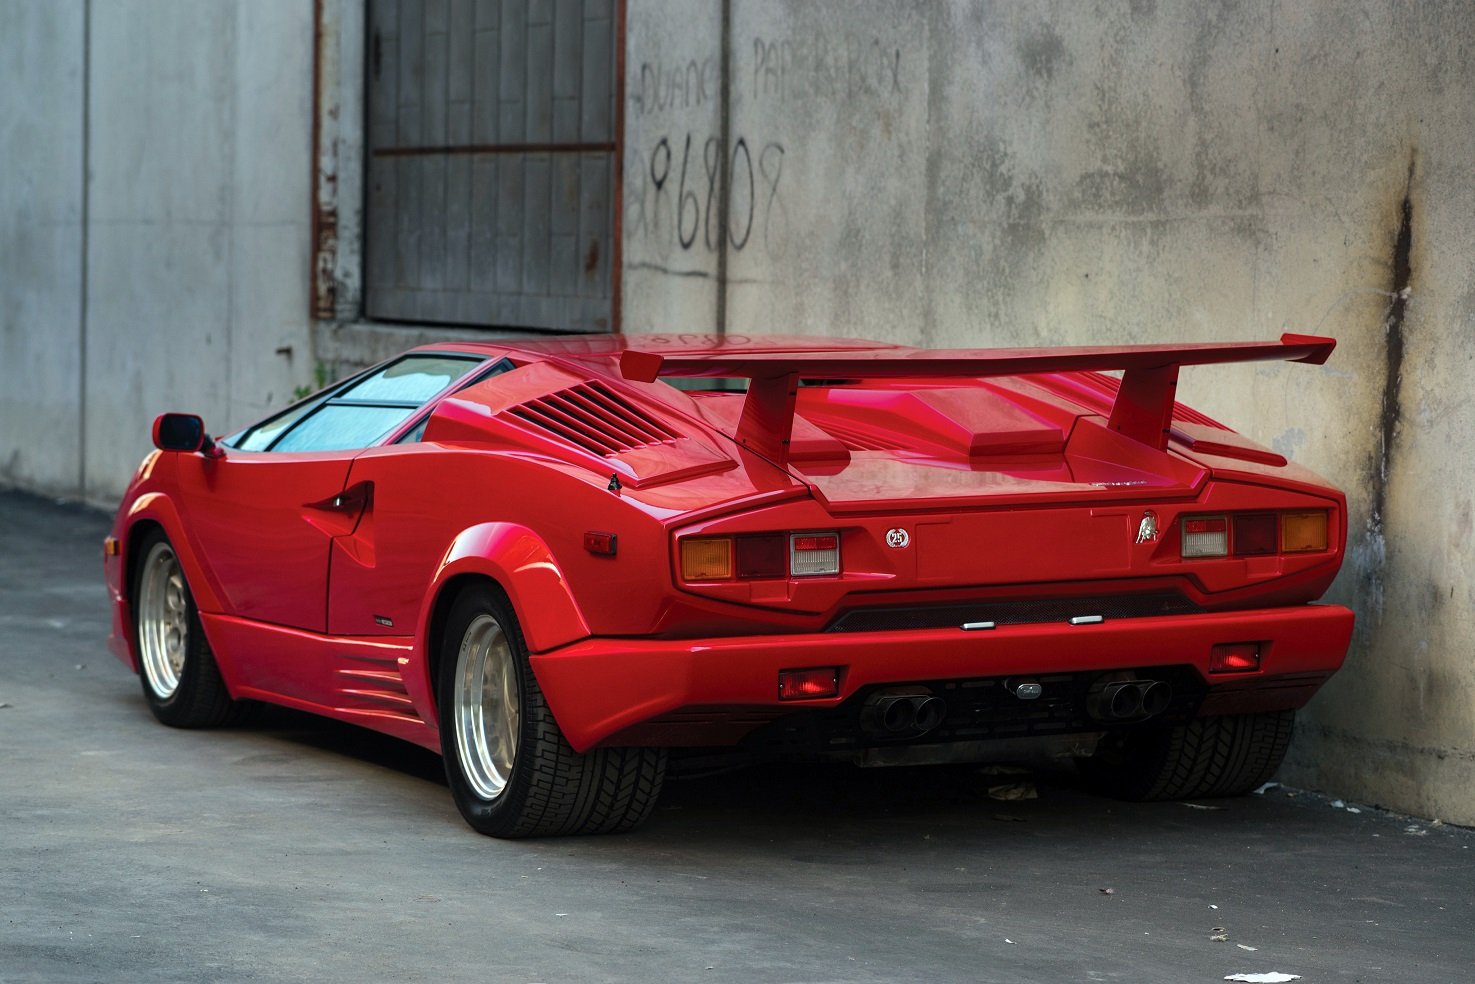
xmin=453 ymin=613 xmax=521 ymax=801
xmin=138 ymin=543 xmax=186 ymax=699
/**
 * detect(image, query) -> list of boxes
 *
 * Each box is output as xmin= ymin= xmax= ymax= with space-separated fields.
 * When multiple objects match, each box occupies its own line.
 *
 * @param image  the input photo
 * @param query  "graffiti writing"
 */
xmin=751 ymin=33 xmax=903 ymax=104
xmin=631 ymin=58 xmax=720 ymax=117
xmin=626 ymin=134 xmax=786 ymax=258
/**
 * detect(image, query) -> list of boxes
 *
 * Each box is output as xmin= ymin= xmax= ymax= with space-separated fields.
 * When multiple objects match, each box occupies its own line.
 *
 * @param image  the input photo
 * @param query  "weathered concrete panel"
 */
xmin=620 ymin=0 xmax=721 ymax=332
xmin=0 ymin=1 xmax=84 ymax=494
xmin=81 ymin=0 xmax=316 ymax=501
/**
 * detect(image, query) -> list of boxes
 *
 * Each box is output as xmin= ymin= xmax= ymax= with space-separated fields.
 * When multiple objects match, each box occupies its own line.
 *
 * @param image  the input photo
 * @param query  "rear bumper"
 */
xmin=530 ymin=603 xmax=1354 ymax=751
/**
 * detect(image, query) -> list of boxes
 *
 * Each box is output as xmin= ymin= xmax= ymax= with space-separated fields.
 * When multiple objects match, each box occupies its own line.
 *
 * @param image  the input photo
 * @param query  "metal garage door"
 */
xmin=365 ymin=0 xmax=618 ymax=330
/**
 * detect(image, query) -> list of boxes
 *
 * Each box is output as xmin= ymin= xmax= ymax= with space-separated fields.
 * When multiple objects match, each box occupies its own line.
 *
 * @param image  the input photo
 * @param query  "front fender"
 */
xmin=110 ymin=491 xmax=229 ymax=674
xmin=419 ymin=522 xmax=592 ymax=658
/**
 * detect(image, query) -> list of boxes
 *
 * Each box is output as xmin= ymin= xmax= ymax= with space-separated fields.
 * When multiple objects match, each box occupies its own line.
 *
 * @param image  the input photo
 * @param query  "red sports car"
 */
xmin=104 ymin=332 xmax=1353 ymax=837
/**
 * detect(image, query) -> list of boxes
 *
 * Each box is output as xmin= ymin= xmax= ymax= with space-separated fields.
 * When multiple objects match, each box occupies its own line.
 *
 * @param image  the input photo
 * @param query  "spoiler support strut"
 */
xmin=619 ymin=334 xmax=1335 ymax=464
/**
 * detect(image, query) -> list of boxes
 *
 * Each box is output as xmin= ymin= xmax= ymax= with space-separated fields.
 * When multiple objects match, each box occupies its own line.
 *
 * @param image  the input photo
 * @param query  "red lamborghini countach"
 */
xmin=104 ymin=332 xmax=1353 ymax=837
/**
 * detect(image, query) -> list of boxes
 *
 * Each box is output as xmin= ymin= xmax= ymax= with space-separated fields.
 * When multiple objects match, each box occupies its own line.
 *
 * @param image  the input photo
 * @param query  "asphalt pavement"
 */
xmin=2 ymin=488 xmax=1472 ymax=984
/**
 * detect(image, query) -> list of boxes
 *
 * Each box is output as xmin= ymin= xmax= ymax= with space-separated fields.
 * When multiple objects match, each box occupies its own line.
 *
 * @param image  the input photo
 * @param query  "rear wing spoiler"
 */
xmin=619 ymin=334 xmax=1336 ymax=463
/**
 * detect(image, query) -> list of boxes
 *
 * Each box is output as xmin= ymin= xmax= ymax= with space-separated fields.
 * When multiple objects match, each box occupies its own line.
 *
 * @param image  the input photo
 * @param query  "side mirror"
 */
xmin=152 ymin=413 xmax=222 ymax=456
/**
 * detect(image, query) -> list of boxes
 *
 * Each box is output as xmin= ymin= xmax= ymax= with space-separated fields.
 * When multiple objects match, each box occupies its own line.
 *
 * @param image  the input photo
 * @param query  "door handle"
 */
xmin=306 ymin=480 xmax=373 ymax=516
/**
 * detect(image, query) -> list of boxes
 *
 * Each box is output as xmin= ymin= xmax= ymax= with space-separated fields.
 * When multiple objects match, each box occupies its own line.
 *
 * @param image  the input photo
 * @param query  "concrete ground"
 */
xmin=1 ymin=488 xmax=1471 ymax=984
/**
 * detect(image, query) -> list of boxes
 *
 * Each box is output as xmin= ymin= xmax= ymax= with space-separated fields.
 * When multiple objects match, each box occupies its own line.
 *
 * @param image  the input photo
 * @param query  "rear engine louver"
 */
xmin=1090 ymin=372 xmax=1230 ymax=430
xmin=508 ymin=381 xmax=682 ymax=456
xmin=809 ymin=419 xmax=907 ymax=452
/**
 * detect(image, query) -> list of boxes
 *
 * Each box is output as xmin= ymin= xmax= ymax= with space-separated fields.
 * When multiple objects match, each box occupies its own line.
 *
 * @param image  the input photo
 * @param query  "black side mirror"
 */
xmin=152 ymin=413 xmax=221 ymax=456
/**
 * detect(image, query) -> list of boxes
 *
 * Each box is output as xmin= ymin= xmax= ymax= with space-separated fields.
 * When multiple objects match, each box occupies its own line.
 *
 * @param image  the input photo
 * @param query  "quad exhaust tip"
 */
xmin=1088 ymin=678 xmax=1173 ymax=722
xmin=861 ymin=691 xmax=947 ymax=737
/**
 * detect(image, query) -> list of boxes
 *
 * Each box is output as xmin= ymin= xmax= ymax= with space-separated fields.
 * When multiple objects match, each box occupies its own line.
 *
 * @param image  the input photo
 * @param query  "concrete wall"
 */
xmin=621 ymin=0 xmax=1475 ymax=823
xmin=0 ymin=0 xmax=317 ymax=503
xmin=0 ymin=1 xmax=85 ymax=494
xmin=82 ymin=0 xmax=317 ymax=503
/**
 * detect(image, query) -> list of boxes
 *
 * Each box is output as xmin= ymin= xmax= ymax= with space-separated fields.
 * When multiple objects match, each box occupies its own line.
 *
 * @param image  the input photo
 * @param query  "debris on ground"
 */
xmin=1330 ymin=799 xmax=1345 ymax=808
xmin=1099 ymin=887 xmax=1116 ymax=895
xmin=1183 ymin=802 xmax=1225 ymax=811
xmin=1224 ymin=974 xmax=1301 ymax=983
xmin=1210 ymin=928 xmax=1229 ymax=942
xmin=1252 ymin=782 xmax=1280 ymax=795
xmin=988 ymin=782 xmax=1037 ymax=801
xmin=991 ymin=813 xmax=1026 ymax=823
xmin=1237 ymin=944 xmax=1258 ymax=951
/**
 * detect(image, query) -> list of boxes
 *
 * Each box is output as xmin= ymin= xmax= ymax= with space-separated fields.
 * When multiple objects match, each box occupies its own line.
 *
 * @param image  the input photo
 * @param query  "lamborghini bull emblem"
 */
xmin=1135 ymin=510 xmax=1160 ymax=544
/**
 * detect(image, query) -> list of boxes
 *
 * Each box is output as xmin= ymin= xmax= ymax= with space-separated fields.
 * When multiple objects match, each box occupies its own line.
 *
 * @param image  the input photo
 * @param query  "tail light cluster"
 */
xmin=680 ymin=532 xmax=841 ymax=581
xmin=1180 ymin=510 xmax=1329 ymax=559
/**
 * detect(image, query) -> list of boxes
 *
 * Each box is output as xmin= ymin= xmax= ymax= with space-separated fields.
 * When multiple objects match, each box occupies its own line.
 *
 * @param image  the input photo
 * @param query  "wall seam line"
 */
xmin=78 ymin=0 xmax=91 ymax=496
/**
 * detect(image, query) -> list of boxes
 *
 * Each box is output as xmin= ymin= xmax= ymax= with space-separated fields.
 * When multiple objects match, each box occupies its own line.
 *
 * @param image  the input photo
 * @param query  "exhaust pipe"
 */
xmin=862 ymin=694 xmax=917 ymax=734
xmin=1139 ymin=680 xmax=1171 ymax=718
xmin=912 ymin=696 xmax=946 ymax=733
xmin=1088 ymin=679 xmax=1173 ymax=722
xmin=860 ymin=691 xmax=947 ymax=737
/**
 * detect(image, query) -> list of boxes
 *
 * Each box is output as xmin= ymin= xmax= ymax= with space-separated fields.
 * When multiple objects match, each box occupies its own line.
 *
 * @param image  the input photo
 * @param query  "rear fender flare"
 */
xmin=414 ymin=523 xmax=591 ymax=716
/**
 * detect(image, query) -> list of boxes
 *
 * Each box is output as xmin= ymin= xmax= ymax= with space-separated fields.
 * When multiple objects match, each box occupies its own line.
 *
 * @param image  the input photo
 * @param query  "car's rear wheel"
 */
xmin=438 ymin=584 xmax=666 ymax=838
xmin=1080 ymin=710 xmax=1296 ymax=801
xmin=133 ymin=529 xmax=240 ymax=728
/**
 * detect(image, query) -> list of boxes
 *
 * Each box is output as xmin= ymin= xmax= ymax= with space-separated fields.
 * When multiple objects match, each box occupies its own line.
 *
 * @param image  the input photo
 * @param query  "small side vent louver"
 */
xmin=508 ymin=381 xmax=682 ymax=456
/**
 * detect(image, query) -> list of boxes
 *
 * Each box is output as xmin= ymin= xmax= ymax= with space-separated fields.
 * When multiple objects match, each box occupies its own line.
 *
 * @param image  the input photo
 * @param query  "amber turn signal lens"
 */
xmin=1281 ymin=511 xmax=1328 ymax=552
xmin=680 ymin=537 xmax=733 ymax=580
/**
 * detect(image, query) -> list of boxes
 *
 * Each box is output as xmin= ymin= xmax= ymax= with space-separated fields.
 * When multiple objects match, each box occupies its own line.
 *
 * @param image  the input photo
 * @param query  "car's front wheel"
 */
xmin=132 ymin=529 xmax=240 ymax=728
xmin=1080 ymin=710 xmax=1296 ymax=801
xmin=438 ymin=584 xmax=666 ymax=837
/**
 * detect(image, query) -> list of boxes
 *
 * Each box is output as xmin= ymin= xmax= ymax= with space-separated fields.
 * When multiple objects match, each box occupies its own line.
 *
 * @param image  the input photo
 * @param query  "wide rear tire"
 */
xmin=437 ymin=584 xmax=666 ymax=838
xmin=132 ymin=529 xmax=240 ymax=728
xmin=1080 ymin=710 xmax=1296 ymax=801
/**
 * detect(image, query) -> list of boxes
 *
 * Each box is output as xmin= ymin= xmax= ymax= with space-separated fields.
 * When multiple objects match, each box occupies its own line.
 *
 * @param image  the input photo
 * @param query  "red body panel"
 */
xmin=532 ymin=603 xmax=1354 ymax=751
xmin=105 ymin=333 xmax=1354 ymax=761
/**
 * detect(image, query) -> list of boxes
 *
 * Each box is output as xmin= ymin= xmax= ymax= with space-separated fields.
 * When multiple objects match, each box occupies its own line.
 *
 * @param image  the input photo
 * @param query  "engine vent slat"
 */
xmin=809 ymin=419 xmax=907 ymax=452
xmin=506 ymin=381 xmax=682 ymax=457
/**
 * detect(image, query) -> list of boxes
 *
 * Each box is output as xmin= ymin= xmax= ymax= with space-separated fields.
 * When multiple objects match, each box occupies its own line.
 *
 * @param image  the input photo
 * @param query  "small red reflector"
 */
xmin=778 ymin=667 xmax=840 ymax=700
xmin=1210 ymin=642 xmax=1262 ymax=674
xmin=1184 ymin=517 xmax=1228 ymax=535
xmin=792 ymin=535 xmax=839 ymax=552
xmin=583 ymin=531 xmax=617 ymax=556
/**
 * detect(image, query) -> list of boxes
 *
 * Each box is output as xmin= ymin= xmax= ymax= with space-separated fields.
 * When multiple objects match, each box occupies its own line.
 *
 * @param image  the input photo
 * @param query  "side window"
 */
xmin=235 ymin=355 xmax=484 ymax=453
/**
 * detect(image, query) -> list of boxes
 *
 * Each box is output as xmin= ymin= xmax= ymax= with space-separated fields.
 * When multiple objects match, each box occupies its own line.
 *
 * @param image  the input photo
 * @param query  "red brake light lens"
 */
xmin=1232 ymin=513 xmax=1277 ymax=556
xmin=735 ymin=534 xmax=787 ymax=579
